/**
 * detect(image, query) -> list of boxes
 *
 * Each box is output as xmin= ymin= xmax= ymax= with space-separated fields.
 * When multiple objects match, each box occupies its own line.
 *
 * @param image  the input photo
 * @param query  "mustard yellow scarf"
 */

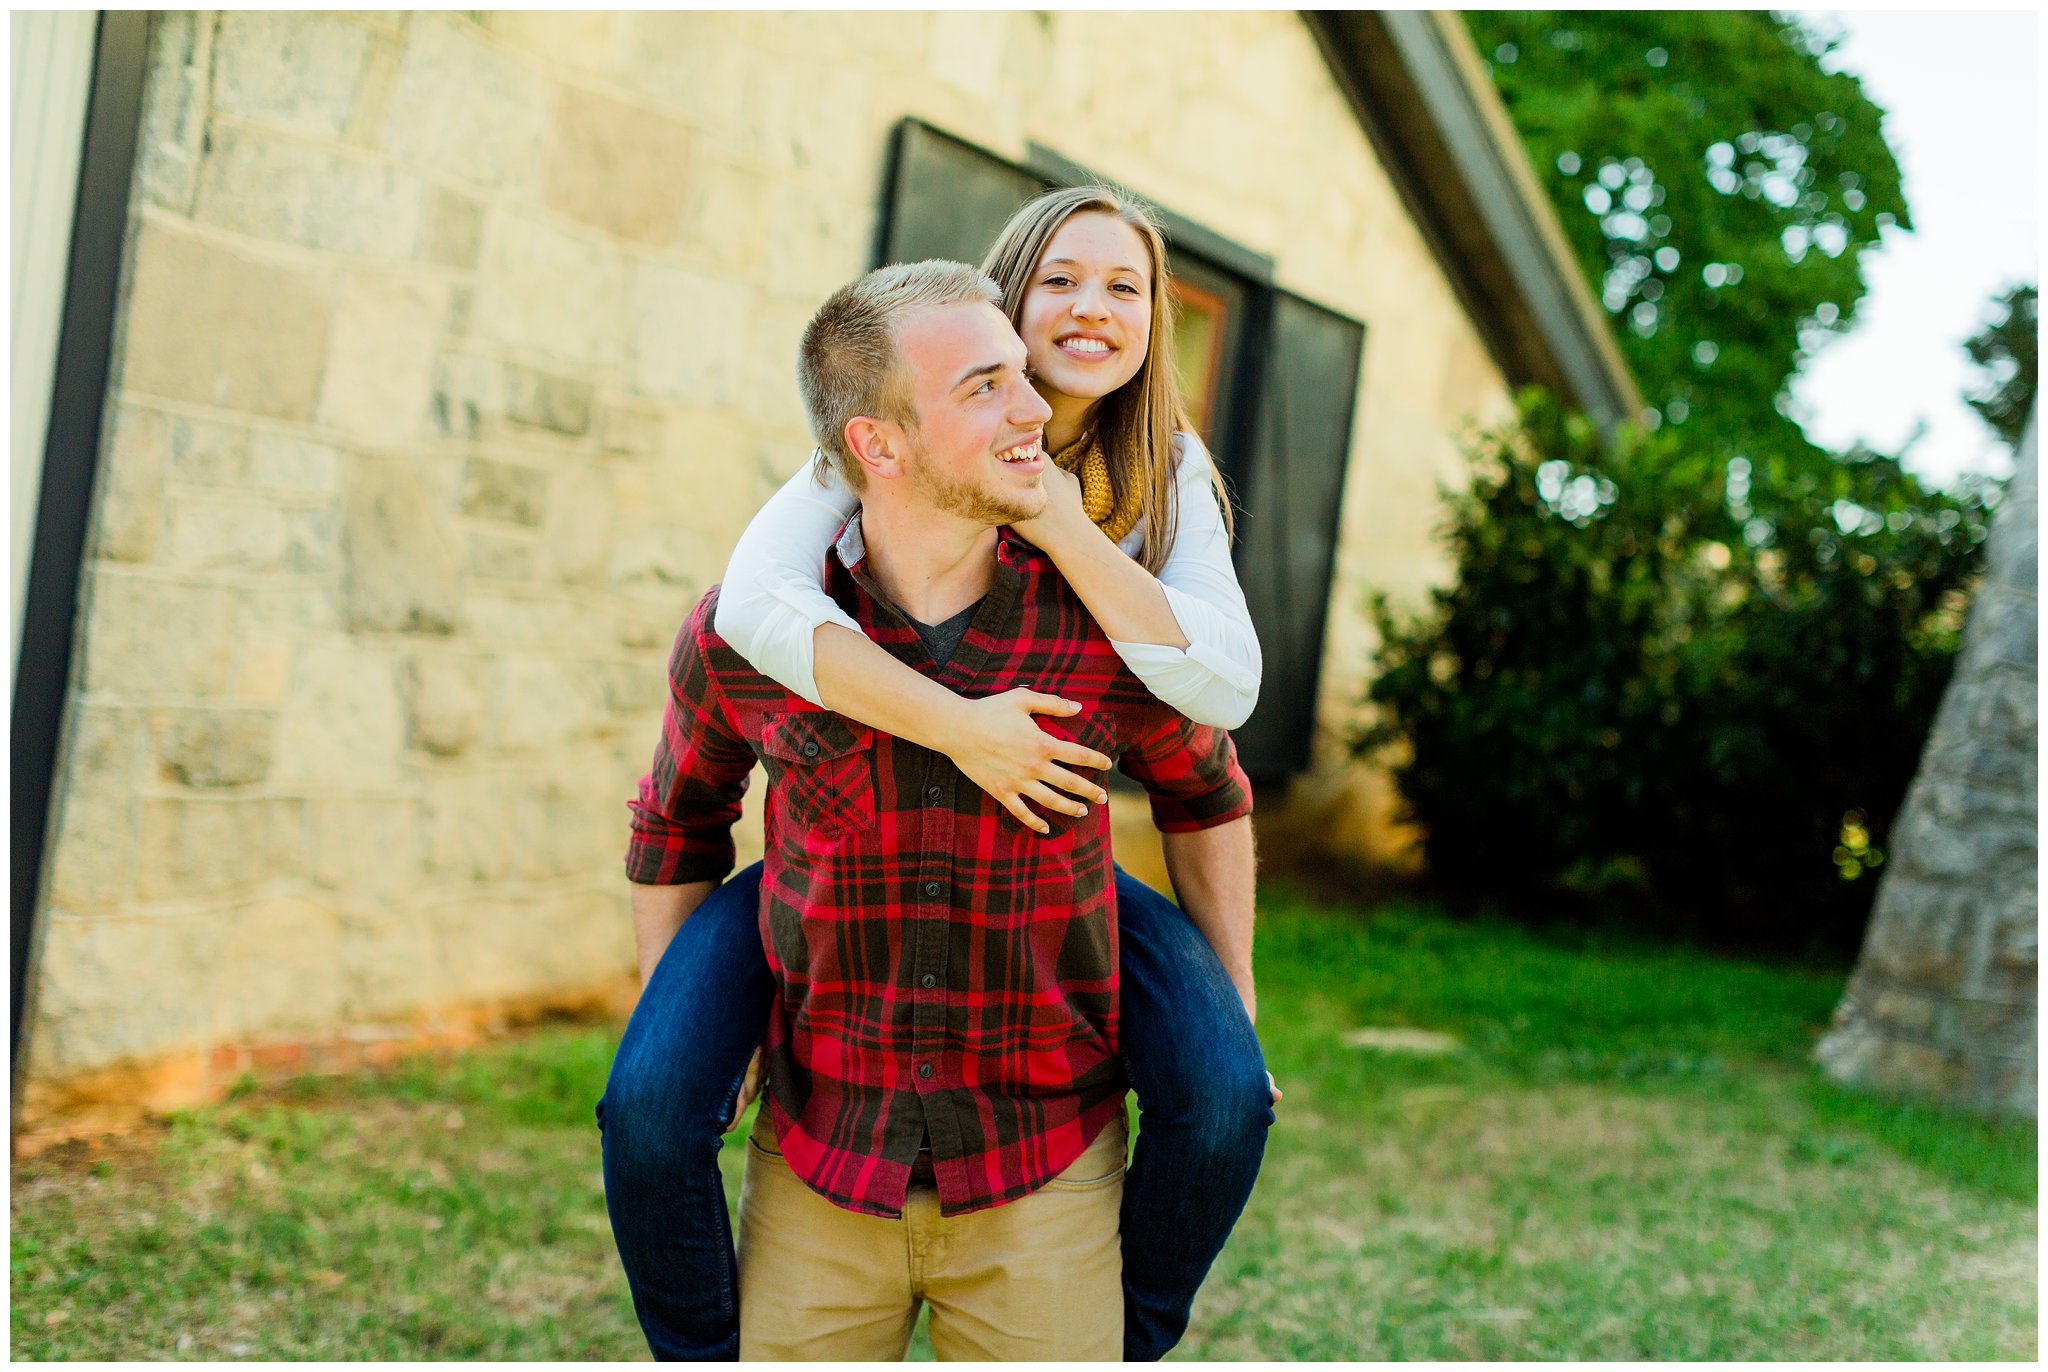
xmin=1051 ymin=433 xmax=1143 ymax=544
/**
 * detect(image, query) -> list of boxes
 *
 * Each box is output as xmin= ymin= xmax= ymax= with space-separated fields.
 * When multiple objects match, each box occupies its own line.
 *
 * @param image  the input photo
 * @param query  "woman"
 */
xmin=599 ymin=186 xmax=1273 ymax=1363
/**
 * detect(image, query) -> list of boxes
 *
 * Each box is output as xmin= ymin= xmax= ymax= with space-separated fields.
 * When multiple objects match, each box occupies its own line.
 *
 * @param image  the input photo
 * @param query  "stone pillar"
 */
xmin=1814 ymin=407 xmax=2038 ymax=1116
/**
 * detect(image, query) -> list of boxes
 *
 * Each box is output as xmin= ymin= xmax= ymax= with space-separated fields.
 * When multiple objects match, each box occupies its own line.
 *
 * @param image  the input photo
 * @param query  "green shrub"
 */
xmin=1357 ymin=389 xmax=1998 ymax=953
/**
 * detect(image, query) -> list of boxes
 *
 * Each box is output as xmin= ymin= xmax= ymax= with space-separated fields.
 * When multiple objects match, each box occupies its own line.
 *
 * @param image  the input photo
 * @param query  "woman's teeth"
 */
xmin=999 ymin=440 xmax=1043 ymax=464
xmin=1059 ymin=337 xmax=1111 ymax=355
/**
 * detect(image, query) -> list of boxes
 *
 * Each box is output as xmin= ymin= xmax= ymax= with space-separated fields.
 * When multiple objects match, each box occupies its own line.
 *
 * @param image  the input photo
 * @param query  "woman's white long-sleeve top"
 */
xmin=712 ymin=431 xmax=1262 ymax=729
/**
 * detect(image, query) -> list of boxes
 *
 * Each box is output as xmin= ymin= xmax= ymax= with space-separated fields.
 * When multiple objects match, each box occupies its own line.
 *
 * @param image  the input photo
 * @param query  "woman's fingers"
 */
xmin=1000 ymin=791 xmax=1052 ymax=836
xmin=1038 ymin=762 xmax=1108 ymax=805
xmin=1053 ymin=740 xmax=1115 ymax=775
xmin=1013 ymin=689 xmax=1082 ymax=717
xmin=1021 ymin=780 xmax=1089 ymax=819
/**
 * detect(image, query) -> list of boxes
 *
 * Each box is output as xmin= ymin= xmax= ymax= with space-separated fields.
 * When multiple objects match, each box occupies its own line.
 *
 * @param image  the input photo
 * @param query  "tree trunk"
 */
xmin=1814 ymin=407 xmax=2037 ymax=1117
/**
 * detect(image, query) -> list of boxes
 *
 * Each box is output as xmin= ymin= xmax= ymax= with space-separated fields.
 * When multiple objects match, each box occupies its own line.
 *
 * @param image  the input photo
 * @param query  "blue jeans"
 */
xmin=598 ymin=861 xmax=1271 ymax=1361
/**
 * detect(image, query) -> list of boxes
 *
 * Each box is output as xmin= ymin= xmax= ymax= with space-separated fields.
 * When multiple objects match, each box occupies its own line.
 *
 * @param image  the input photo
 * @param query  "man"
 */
xmin=624 ymin=260 xmax=1256 ymax=1359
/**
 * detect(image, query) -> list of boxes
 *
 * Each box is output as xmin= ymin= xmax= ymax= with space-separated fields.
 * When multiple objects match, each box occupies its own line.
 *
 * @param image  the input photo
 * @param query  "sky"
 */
xmin=1786 ymin=8 xmax=2038 ymax=488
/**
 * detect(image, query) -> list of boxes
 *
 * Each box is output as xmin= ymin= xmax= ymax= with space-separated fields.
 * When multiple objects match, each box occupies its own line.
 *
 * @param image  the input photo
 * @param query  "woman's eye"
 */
xmin=1042 ymin=275 xmax=1073 ymax=288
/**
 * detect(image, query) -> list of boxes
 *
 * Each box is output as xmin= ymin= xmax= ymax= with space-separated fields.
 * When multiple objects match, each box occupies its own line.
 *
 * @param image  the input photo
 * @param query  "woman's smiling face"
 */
xmin=1017 ymin=211 xmax=1153 ymax=411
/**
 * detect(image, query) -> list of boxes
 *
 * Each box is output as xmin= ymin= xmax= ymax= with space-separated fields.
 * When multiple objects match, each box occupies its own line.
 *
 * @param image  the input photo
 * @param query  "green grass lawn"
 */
xmin=12 ymin=886 xmax=2036 ymax=1360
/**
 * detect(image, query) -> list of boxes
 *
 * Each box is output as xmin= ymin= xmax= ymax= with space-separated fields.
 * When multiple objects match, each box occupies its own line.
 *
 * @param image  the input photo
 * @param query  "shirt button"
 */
xmin=920 ymin=972 xmax=937 ymax=989
xmin=926 ymin=785 xmax=945 ymax=802
xmin=923 ymin=880 xmax=941 ymax=898
xmin=801 ymin=740 xmax=820 ymax=758
xmin=917 ymin=1062 xmax=934 ymax=1080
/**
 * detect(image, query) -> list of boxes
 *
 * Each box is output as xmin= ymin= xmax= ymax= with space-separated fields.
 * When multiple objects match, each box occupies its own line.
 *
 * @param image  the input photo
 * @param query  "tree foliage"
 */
xmin=1963 ymin=282 xmax=2038 ymax=450
xmin=1466 ymin=11 xmax=1910 ymax=468
xmin=1358 ymin=392 xmax=1996 ymax=954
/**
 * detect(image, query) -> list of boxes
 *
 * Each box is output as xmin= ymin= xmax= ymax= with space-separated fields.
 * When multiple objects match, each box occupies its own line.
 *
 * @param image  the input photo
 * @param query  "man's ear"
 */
xmin=844 ymin=416 xmax=907 ymax=483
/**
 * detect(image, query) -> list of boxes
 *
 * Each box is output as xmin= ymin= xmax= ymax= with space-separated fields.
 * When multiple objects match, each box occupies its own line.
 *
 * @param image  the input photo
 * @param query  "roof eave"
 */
xmin=1304 ymin=10 xmax=1644 ymax=435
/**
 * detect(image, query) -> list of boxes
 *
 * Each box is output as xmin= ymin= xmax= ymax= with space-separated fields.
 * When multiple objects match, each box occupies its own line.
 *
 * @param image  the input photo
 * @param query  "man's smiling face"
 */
xmin=892 ymin=302 xmax=1054 ymax=526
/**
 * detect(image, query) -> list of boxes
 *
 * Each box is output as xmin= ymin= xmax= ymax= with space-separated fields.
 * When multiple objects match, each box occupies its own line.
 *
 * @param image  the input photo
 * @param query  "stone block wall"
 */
xmin=1815 ymin=415 xmax=2038 ymax=1116
xmin=21 ymin=10 xmax=1514 ymax=1132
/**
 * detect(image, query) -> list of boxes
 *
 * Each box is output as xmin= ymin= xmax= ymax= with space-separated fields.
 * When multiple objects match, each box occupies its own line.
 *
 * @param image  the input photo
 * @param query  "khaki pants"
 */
xmin=737 ymin=1115 xmax=1127 ymax=1360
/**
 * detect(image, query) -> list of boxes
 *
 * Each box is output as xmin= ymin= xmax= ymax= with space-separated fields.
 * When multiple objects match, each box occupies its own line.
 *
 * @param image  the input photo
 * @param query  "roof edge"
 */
xmin=1304 ymin=10 xmax=1644 ymax=433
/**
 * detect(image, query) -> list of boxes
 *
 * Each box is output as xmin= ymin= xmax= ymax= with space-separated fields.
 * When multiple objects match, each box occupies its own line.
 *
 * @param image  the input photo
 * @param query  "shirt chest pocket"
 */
xmin=1034 ymin=711 xmax=1119 ymax=839
xmin=762 ymin=713 xmax=878 ymax=840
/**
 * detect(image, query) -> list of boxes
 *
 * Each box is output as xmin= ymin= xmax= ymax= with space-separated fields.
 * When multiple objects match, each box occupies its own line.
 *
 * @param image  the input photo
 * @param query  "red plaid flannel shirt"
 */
xmin=626 ymin=519 xmax=1253 ymax=1218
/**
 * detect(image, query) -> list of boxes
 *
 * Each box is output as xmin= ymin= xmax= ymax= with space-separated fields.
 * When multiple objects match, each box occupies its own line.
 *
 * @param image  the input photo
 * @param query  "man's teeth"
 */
xmin=999 ymin=440 xmax=1042 ymax=463
xmin=1062 ymin=338 xmax=1110 ymax=354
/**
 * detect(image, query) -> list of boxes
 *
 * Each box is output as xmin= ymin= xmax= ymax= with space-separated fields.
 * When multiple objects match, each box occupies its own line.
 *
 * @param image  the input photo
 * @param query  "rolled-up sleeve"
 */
xmin=625 ymin=593 xmax=758 ymax=885
xmin=1118 ymin=709 xmax=1255 ymax=834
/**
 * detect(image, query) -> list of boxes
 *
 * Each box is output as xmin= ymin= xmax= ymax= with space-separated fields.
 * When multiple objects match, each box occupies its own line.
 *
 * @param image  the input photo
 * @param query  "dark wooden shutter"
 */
xmin=1227 ymin=294 xmax=1366 ymax=779
xmin=875 ymin=122 xmax=1045 ymax=268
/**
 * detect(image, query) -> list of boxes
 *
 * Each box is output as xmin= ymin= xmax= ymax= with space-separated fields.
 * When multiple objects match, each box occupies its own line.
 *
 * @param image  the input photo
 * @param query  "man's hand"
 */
xmin=727 ymin=1047 xmax=764 ymax=1132
xmin=937 ymin=690 xmax=1113 ymax=835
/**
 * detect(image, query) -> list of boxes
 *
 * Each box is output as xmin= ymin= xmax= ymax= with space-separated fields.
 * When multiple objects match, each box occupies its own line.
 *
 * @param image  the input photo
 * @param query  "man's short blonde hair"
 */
xmin=797 ymin=260 xmax=1001 ymax=491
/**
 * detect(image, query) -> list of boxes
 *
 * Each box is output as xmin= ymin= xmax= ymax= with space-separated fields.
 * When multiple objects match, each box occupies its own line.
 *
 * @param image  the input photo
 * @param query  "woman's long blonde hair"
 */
xmin=978 ymin=185 xmax=1233 ymax=574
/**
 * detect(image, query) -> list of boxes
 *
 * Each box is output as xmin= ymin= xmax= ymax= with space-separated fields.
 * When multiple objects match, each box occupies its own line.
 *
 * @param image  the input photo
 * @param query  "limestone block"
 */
xmin=591 ymin=656 xmax=668 ymax=717
xmin=164 ymin=497 xmax=338 ymax=575
xmin=340 ymin=454 xmax=462 ymax=634
xmin=208 ymin=896 xmax=353 ymax=1040
xmin=736 ymin=290 xmax=817 ymax=428
xmin=490 ymin=657 xmax=596 ymax=752
xmin=306 ymin=796 xmax=425 ymax=899
xmin=93 ymin=405 xmax=164 ymax=564
xmin=336 ymin=911 xmax=448 ymax=1023
xmin=121 ymin=224 xmax=332 ymax=420
xmin=672 ymin=156 xmax=770 ymax=280
xmin=479 ymin=11 xmax=616 ymax=72
xmin=273 ymin=639 xmax=407 ymax=786
xmin=136 ymin=795 xmax=303 ymax=901
xmin=26 ymin=906 xmax=315 ymax=1074
xmin=928 ymin=10 xmax=1006 ymax=95
xmin=542 ymin=85 xmax=692 ymax=245
xmin=446 ymin=286 xmax=475 ymax=339
xmin=168 ymin=415 xmax=251 ymax=486
xmin=379 ymin=17 xmax=545 ymax=190
xmin=316 ymin=273 xmax=448 ymax=447
xmin=544 ymin=465 xmax=615 ymax=586
xmin=504 ymin=362 xmax=594 ymax=437
xmin=608 ymin=526 xmax=697 ymax=591
xmin=401 ymin=653 xmax=483 ymax=757
xmin=611 ymin=13 xmax=748 ymax=132
xmin=234 ymin=638 xmax=293 ymax=705
xmin=469 ymin=531 xmax=537 ymax=582
xmin=78 ymin=571 xmax=237 ymax=697
xmin=43 ymin=706 xmax=143 ymax=911
xmin=248 ymin=432 xmax=343 ymax=496
xmin=464 ymin=591 xmax=617 ymax=653
xmin=598 ymin=401 xmax=663 ymax=458
xmin=462 ymin=456 xmax=549 ymax=527
xmin=214 ymin=12 xmax=372 ymax=141
xmin=422 ymin=185 xmax=485 ymax=269
xmin=136 ymin=11 xmax=208 ymax=213
xmin=423 ymin=767 xmax=612 ymax=886
xmin=473 ymin=212 xmax=628 ymax=370
xmin=430 ymin=351 xmax=500 ymax=441
xmin=630 ymin=261 xmax=753 ymax=405
xmin=194 ymin=124 xmax=424 ymax=260
xmin=616 ymin=584 xmax=698 ymax=652
xmin=743 ymin=56 xmax=876 ymax=180
xmin=423 ymin=888 xmax=629 ymax=1006
xmin=152 ymin=707 xmax=278 ymax=788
